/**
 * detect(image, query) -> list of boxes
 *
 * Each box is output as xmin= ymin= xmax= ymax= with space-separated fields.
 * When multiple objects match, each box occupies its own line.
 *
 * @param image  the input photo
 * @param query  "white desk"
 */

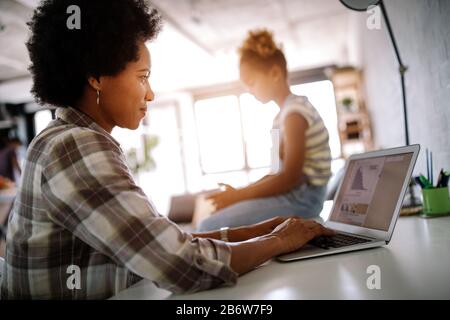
xmin=111 ymin=202 xmax=450 ymax=300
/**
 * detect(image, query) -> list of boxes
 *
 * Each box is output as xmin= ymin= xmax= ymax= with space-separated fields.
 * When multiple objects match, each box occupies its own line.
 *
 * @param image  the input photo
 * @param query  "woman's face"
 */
xmin=239 ymin=62 xmax=275 ymax=104
xmin=98 ymin=42 xmax=154 ymax=130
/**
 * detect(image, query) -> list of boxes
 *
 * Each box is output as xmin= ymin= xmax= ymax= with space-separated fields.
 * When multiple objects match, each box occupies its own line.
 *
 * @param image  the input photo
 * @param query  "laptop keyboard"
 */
xmin=308 ymin=233 xmax=372 ymax=250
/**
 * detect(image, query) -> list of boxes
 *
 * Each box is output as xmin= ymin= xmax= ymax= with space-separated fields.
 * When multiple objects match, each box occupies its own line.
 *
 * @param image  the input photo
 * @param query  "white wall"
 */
xmin=356 ymin=0 xmax=450 ymax=176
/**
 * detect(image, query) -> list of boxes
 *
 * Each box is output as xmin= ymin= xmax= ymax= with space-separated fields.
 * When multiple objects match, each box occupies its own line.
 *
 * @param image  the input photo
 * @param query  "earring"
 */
xmin=96 ymin=89 xmax=100 ymax=105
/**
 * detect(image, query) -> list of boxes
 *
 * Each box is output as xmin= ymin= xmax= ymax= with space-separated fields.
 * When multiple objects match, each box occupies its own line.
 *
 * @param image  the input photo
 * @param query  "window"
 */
xmin=112 ymin=103 xmax=186 ymax=216
xmin=194 ymin=96 xmax=245 ymax=173
xmin=140 ymin=104 xmax=186 ymax=215
xmin=239 ymin=93 xmax=279 ymax=169
xmin=290 ymin=80 xmax=341 ymax=159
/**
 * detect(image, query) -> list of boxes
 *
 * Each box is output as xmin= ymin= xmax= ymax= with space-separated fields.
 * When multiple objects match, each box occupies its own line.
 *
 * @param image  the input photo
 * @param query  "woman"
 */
xmin=199 ymin=30 xmax=332 ymax=231
xmin=0 ymin=0 xmax=333 ymax=300
xmin=0 ymin=138 xmax=22 ymax=184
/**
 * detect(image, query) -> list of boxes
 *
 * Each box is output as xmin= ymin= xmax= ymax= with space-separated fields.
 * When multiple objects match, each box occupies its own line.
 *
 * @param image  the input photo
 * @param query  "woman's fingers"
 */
xmin=287 ymin=219 xmax=336 ymax=237
xmin=266 ymin=217 xmax=335 ymax=237
xmin=321 ymin=227 xmax=337 ymax=236
xmin=271 ymin=216 xmax=292 ymax=225
xmin=269 ymin=218 xmax=337 ymax=255
xmin=272 ymin=218 xmax=291 ymax=233
xmin=302 ymin=221 xmax=317 ymax=229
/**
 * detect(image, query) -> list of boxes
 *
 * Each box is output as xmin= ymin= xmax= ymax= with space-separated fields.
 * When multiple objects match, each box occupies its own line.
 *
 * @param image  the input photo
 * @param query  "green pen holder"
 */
xmin=422 ymin=187 xmax=450 ymax=216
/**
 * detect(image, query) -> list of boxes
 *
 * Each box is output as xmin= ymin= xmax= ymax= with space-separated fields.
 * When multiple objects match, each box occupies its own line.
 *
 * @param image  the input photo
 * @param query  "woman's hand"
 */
xmin=270 ymin=218 xmax=336 ymax=255
xmin=228 ymin=216 xmax=325 ymax=243
xmin=228 ymin=218 xmax=335 ymax=275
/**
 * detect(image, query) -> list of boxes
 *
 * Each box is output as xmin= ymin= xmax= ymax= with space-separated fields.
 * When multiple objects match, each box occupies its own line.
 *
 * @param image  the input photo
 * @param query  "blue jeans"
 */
xmin=197 ymin=183 xmax=327 ymax=232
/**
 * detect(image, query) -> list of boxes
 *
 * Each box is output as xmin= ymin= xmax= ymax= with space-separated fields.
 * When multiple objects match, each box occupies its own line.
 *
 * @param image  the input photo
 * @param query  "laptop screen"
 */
xmin=329 ymin=152 xmax=414 ymax=231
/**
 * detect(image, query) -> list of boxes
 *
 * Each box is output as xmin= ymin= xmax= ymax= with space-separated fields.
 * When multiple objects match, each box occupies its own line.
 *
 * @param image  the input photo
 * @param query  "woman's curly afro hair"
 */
xmin=26 ymin=0 xmax=162 ymax=108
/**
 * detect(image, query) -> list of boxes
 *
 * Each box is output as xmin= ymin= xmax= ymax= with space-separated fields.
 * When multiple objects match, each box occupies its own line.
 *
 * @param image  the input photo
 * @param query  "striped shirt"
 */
xmin=272 ymin=94 xmax=332 ymax=186
xmin=1 ymin=107 xmax=237 ymax=300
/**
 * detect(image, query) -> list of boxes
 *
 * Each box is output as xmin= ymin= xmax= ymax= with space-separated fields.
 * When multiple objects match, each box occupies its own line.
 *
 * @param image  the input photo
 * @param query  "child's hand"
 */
xmin=217 ymin=183 xmax=236 ymax=192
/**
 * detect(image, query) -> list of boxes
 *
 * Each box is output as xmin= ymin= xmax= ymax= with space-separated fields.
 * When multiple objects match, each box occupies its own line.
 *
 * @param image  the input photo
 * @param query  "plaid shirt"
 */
xmin=1 ymin=107 xmax=237 ymax=299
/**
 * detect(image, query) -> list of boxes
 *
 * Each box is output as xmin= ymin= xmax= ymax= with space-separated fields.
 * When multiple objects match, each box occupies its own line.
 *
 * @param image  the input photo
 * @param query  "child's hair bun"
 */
xmin=239 ymin=29 xmax=280 ymax=58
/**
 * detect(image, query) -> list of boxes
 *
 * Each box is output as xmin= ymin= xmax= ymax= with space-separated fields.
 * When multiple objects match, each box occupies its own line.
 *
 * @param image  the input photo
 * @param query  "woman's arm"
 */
xmin=194 ymin=217 xmax=335 ymax=275
xmin=192 ymin=216 xmax=289 ymax=242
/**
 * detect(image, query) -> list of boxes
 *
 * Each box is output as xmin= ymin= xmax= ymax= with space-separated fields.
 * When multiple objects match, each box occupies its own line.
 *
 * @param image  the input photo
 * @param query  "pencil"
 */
xmin=430 ymin=151 xmax=433 ymax=186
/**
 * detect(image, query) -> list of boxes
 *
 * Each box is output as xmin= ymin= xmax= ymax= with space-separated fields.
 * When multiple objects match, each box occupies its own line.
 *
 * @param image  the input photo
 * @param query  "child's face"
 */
xmin=239 ymin=62 xmax=275 ymax=104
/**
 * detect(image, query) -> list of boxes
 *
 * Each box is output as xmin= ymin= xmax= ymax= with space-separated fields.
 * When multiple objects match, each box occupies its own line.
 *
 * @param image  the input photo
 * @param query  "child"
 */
xmin=199 ymin=29 xmax=332 ymax=231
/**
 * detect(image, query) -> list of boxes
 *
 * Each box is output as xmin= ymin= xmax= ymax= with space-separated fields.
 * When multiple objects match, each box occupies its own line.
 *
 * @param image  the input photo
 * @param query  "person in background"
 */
xmin=0 ymin=137 xmax=22 ymax=184
xmin=199 ymin=30 xmax=332 ymax=232
xmin=1 ymin=0 xmax=334 ymax=300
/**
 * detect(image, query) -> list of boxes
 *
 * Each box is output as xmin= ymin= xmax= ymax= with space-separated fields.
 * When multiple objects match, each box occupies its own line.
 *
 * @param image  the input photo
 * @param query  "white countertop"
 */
xmin=111 ymin=202 xmax=450 ymax=300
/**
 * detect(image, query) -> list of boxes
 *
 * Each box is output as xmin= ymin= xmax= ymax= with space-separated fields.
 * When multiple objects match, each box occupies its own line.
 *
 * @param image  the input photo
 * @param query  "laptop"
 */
xmin=277 ymin=144 xmax=420 ymax=262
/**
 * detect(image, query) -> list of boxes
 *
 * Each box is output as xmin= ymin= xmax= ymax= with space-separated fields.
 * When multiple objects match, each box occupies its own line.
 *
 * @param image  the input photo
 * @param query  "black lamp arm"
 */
xmin=379 ymin=0 xmax=410 ymax=145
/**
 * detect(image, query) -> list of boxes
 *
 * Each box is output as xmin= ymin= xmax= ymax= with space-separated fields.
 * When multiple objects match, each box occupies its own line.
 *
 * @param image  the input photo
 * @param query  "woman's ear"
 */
xmin=87 ymin=76 xmax=101 ymax=91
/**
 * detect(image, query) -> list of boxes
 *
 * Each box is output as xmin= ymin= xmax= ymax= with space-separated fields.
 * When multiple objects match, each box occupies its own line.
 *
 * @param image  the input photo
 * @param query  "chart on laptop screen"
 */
xmin=330 ymin=153 xmax=413 ymax=231
xmin=338 ymin=157 xmax=384 ymax=225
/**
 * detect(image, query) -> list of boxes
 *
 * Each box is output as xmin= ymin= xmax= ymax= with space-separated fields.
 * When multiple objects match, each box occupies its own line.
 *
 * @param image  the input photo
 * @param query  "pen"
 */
xmin=419 ymin=174 xmax=433 ymax=189
xmin=415 ymin=176 xmax=425 ymax=188
xmin=440 ymin=171 xmax=450 ymax=188
xmin=430 ymin=151 xmax=433 ymax=186
xmin=436 ymin=168 xmax=444 ymax=187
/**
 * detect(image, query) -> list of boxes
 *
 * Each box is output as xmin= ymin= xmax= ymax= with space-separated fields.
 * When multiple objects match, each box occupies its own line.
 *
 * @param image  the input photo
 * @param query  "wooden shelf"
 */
xmin=329 ymin=67 xmax=373 ymax=158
